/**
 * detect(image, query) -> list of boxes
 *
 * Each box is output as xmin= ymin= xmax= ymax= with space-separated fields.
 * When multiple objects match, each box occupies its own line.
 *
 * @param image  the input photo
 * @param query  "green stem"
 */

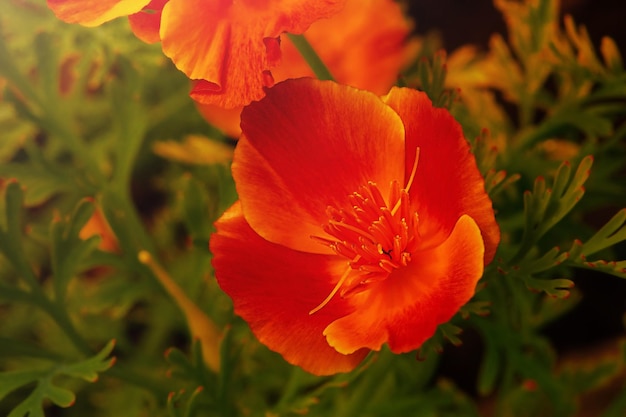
xmin=31 ymin=277 xmax=171 ymax=399
xmin=0 ymin=25 xmax=105 ymax=188
xmin=105 ymin=366 xmax=171 ymax=399
xmin=518 ymin=93 xmax=533 ymax=129
xmin=273 ymin=367 xmax=308 ymax=411
xmin=34 ymin=289 xmax=93 ymax=356
xmin=507 ymin=235 xmax=534 ymax=266
xmin=0 ymin=24 xmax=45 ymax=111
xmin=0 ymin=337 xmax=66 ymax=361
xmin=101 ymin=187 xmax=158 ymax=259
xmin=287 ymin=33 xmax=335 ymax=81
xmin=338 ymin=352 xmax=391 ymax=417
xmin=40 ymin=111 xmax=107 ymax=187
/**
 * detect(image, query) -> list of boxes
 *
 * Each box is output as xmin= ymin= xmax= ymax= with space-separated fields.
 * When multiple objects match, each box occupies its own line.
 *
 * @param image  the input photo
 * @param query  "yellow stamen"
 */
xmin=309 ymin=147 xmax=421 ymax=315
xmin=405 ymin=147 xmax=421 ymax=194
xmin=392 ymin=147 xmax=420 ymax=215
xmin=138 ymin=251 xmax=222 ymax=372
xmin=328 ymin=219 xmax=377 ymax=242
xmin=309 ymin=255 xmax=360 ymax=315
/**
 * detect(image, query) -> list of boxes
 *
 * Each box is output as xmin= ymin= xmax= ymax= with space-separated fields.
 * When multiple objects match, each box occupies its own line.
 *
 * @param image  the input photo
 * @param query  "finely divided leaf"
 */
xmin=0 ymin=340 xmax=115 ymax=416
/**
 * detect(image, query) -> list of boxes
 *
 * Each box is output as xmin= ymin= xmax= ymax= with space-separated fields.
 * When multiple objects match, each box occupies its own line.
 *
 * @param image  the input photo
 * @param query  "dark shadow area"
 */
xmin=408 ymin=0 xmax=626 ymax=56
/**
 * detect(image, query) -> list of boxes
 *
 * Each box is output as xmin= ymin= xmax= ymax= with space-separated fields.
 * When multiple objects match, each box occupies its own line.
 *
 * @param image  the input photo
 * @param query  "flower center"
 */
xmin=309 ymin=148 xmax=421 ymax=315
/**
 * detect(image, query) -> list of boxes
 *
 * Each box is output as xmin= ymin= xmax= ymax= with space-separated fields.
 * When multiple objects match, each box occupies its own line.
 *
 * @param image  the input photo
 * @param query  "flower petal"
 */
xmin=198 ymin=0 xmax=418 ymax=136
xmin=383 ymin=88 xmax=500 ymax=263
xmin=128 ymin=0 xmax=167 ymax=44
xmin=324 ymin=214 xmax=485 ymax=354
xmin=164 ymin=0 xmax=344 ymax=108
xmin=195 ymin=104 xmax=244 ymax=139
xmin=47 ymin=0 xmax=150 ymax=26
xmin=160 ymin=0 xmax=231 ymax=87
xmin=211 ymin=202 xmax=368 ymax=375
xmin=274 ymin=0 xmax=417 ymax=96
xmin=234 ymin=78 xmax=406 ymax=254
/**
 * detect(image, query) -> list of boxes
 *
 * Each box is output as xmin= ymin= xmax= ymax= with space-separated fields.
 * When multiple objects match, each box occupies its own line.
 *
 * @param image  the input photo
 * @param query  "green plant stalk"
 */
xmin=102 ymin=186 xmax=158 ymax=259
xmin=273 ymin=367 xmax=309 ymax=411
xmin=0 ymin=24 xmax=45 ymax=111
xmin=337 ymin=351 xmax=392 ymax=417
xmin=0 ymin=28 xmax=106 ymax=188
xmin=287 ymin=33 xmax=335 ymax=81
xmin=30 ymin=287 xmax=93 ymax=356
xmin=30 ymin=268 xmax=172 ymax=398
xmin=5 ymin=205 xmax=171 ymax=400
xmin=0 ymin=337 xmax=59 ymax=360
xmin=104 ymin=367 xmax=171 ymax=399
xmin=40 ymin=108 xmax=107 ymax=187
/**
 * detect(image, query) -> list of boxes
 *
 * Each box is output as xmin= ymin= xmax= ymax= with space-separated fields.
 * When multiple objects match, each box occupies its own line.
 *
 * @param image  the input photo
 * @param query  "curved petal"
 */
xmin=195 ymin=104 xmax=244 ymax=139
xmin=274 ymin=0 xmax=417 ymax=95
xmin=164 ymin=0 xmax=344 ymax=108
xmin=234 ymin=78 xmax=406 ymax=254
xmin=160 ymin=0 xmax=231 ymax=86
xmin=128 ymin=0 xmax=167 ymax=44
xmin=211 ymin=202 xmax=368 ymax=375
xmin=324 ymin=214 xmax=485 ymax=354
xmin=211 ymin=0 xmax=347 ymax=37
xmin=196 ymin=0 xmax=415 ymax=136
xmin=383 ymin=88 xmax=500 ymax=263
xmin=47 ymin=0 xmax=150 ymax=26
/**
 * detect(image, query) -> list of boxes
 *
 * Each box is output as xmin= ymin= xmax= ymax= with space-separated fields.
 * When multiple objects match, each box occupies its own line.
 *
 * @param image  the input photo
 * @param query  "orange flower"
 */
xmin=79 ymin=206 xmax=119 ymax=253
xmin=210 ymin=79 xmax=500 ymax=375
xmin=47 ymin=0 xmax=345 ymax=108
xmin=198 ymin=0 xmax=418 ymax=137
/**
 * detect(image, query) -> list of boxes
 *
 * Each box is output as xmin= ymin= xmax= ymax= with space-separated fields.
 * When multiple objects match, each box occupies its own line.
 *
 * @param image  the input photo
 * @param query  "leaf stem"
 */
xmin=338 ymin=351 xmax=391 ymax=416
xmin=287 ymin=33 xmax=335 ymax=81
xmin=104 ymin=366 xmax=172 ymax=399
xmin=34 ymin=289 xmax=93 ymax=356
xmin=273 ymin=367 xmax=309 ymax=411
xmin=138 ymin=251 xmax=222 ymax=373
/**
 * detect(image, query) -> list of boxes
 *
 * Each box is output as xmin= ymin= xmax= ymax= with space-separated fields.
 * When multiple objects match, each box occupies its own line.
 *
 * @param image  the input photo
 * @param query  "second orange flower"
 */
xmin=47 ymin=0 xmax=345 ymax=108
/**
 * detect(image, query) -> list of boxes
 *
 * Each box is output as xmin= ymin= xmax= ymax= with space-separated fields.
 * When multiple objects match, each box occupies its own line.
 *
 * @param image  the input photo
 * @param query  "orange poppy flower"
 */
xmin=197 ymin=0 xmax=418 ymax=137
xmin=210 ymin=79 xmax=500 ymax=375
xmin=47 ymin=0 xmax=345 ymax=108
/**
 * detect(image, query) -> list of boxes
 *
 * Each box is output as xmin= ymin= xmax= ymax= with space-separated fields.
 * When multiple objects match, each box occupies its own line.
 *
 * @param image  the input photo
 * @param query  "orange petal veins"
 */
xmin=383 ymin=88 xmax=500 ymax=263
xmin=234 ymin=79 xmax=405 ymax=254
xmin=47 ymin=0 xmax=150 ymax=26
xmin=211 ymin=202 xmax=368 ymax=375
xmin=274 ymin=0 xmax=417 ymax=95
xmin=160 ymin=0 xmax=231 ymax=88
xmin=128 ymin=0 xmax=167 ymax=44
xmin=176 ymin=0 xmax=345 ymax=108
xmin=324 ymin=215 xmax=485 ymax=355
xmin=197 ymin=0 xmax=416 ymax=137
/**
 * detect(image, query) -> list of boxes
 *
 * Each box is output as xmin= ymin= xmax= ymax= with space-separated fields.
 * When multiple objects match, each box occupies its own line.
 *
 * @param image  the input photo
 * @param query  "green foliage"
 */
xmin=404 ymin=49 xmax=460 ymax=108
xmin=516 ymin=156 xmax=592 ymax=259
xmin=1 ymin=0 xmax=626 ymax=416
xmin=50 ymin=199 xmax=101 ymax=303
xmin=0 ymin=340 xmax=115 ymax=417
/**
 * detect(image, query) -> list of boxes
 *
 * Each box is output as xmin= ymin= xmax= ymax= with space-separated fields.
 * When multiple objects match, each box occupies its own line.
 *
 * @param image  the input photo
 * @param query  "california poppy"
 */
xmin=210 ymin=79 xmax=500 ymax=375
xmin=197 ymin=0 xmax=418 ymax=137
xmin=46 ymin=0 xmax=345 ymax=108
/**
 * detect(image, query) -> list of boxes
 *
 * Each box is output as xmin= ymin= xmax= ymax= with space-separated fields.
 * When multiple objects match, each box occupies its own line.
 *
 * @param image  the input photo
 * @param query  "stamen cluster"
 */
xmin=314 ymin=180 xmax=421 ymax=296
